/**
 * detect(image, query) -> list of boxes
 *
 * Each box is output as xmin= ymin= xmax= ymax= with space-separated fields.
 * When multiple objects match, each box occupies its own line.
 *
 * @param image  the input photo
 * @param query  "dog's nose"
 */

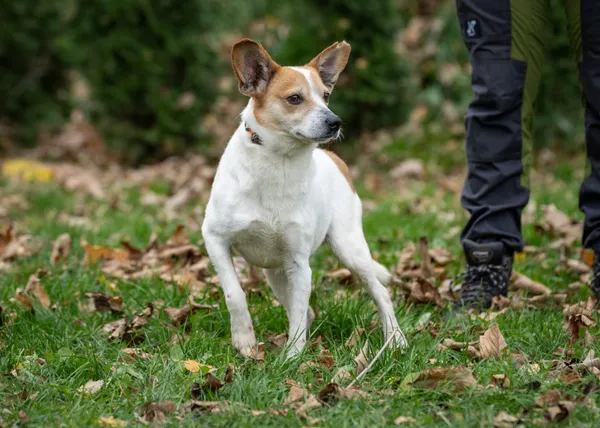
xmin=326 ymin=115 xmax=342 ymax=131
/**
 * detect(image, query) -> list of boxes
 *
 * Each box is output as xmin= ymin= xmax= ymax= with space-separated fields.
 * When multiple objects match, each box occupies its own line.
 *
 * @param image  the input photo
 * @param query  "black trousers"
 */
xmin=456 ymin=0 xmax=600 ymax=253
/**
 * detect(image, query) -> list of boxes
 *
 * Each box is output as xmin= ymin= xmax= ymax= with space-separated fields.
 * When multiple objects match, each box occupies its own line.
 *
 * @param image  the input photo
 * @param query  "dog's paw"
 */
xmin=232 ymin=328 xmax=257 ymax=358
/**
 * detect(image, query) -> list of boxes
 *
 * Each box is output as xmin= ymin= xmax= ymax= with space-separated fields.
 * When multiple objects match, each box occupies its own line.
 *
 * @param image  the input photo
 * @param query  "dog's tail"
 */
xmin=372 ymin=261 xmax=392 ymax=286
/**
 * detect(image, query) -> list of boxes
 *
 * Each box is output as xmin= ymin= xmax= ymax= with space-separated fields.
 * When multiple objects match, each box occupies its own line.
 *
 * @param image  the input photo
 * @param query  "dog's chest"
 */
xmin=231 ymin=219 xmax=289 ymax=268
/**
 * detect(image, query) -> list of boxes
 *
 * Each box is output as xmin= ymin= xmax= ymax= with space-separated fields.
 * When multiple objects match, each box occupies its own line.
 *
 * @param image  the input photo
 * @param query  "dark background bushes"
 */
xmin=0 ymin=0 xmax=585 ymax=163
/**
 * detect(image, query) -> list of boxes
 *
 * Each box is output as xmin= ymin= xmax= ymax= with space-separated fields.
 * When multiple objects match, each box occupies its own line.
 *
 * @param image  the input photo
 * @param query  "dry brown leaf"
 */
xmin=248 ymin=342 xmax=265 ymax=362
xmin=354 ymin=340 xmax=369 ymax=375
xmin=268 ymin=333 xmax=288 ymax=348
xmin=24 ymin=275 xmax=51 ymax=309
xmin=419 ymin=237 xmax=434 ymax=278
xmin=428 ymin=247 xmax=452 ymax=266
xmin=121 ymin=348 xmax=152 ymax=360
xmin=438 ymin=338 xmax=481 ymax=360
xmin=511 ymin=271 xmax=551 ymax=295
xmin=82 ymin=240 xmax=129 ymax=265
xmin=544 ymin=401 xmax=576 ymax=423
xmin=564 ymin=313 xmax=596 ymax=344
xmin=0 ymin=225 xmax=12 ymax=256
xmin=331 ymin=367 xmax=352 ymax=384
xmin=565 ymin=258 xmax=591 ymax=274
xmin=203 ymin=373 xmax=224 ymax=392
xmin=491 ymin=295 xmax=511 ymax=310
xmin=535 ymin=389 xmax=572 ymax=407
xmin=164 ymin=297 xmax=215 ymax=326
xmin=318 ymin=349 xmax=335 ymax=370
xmin=490 ymin=374 xmax=510 ymax=388
xmin=86 ymin=292 xmax=123 ymax=313
xmin=407 ymin=278 xmax=442 ymax=305
xmin=224 ymin=364 xmax=234 ymax=383
xmin=345 ymin=328 xmax=364 ymax=349
xmin=493 ymin=411 xmax=519 ymax=427
xmin=140 ymin=401 xmax=176 ymax=423
xmin=390 ymin=159 xmax=424 ymax=180
xmin=51 ymin=233 xmax=71 ymax=265
xmin=479 ymin=325 xmax=508 ymax=359
xmin=326 ymin=268 xmax=353 ymax=285
xmin=181 ymin=400 xmax=226 ymax=415
xmin=404 ymin=366 xmax=478 ymax=391
xmin=317 ymin=382 xmax=369 ymax=405
xmin=396 ymin=242 xmax=417 ymax=275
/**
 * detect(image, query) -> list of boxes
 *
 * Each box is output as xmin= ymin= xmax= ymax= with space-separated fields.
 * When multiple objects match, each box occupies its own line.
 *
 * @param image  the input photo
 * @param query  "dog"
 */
xmin=202 ymin=38 xmax=407 ymax=359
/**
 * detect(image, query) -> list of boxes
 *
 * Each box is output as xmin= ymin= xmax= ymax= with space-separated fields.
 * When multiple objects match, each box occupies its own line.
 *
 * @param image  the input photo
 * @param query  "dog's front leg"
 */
xmin=284 ymin=259 xmax=312 ymax=359
xmin=204 ymin=232 xmax=256 ymax=357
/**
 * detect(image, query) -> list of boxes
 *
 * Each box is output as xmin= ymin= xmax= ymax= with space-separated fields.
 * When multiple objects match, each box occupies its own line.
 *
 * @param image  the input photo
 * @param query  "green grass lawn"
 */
xmin=1 ymin=153 xmax=599 ymax=427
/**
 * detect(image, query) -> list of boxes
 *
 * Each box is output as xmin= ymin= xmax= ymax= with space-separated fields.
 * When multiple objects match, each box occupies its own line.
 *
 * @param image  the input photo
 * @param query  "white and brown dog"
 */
xmin=202 ymin=38 xmax=407 ymax=358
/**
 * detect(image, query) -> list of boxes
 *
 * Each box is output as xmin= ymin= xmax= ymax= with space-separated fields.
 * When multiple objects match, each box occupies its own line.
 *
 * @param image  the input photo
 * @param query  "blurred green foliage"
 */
xmin=0 ymin=0 xmax=586 ymax=162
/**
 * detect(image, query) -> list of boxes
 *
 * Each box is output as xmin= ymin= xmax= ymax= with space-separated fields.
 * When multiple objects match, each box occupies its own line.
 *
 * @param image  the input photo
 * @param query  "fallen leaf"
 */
xmin=183 ymin=359 xmax=202 ymax=373
xmin=140 ymin=401 xmax=176 ymax=423
xmin=326 ymin=368 xmax=350 ymax=385
xmin=511 ymin=271 xmax=551 ymax=295
xmin=181 ymin=400 xmax=226 ymax=415
xmin=224 ymin=364 xmax=234 ymax=383
xmin=565 ymin=258 xmax=591 ymax=274
xmin=268 ymin=333 xmax=288 ymax=348
xmin=51 ymin=233 xmax=71 ymax=265
xmin=318 ymin=349 xmax=335 ymax=370
xmin=396 ymin=242 xmax=417 ymax=275
xmin=82 ymin=240 xmax=129 ymax=265
xmin=479 ymin=325 xmax=508 ymax=359
xmin=15 ymin=288 xmax=33 ymax=309
xmin=419 ymin=237 xmax=434 ymax=279
xmin=564 ymin=313 xmax=596 ymax=344
xmin=493 ymin=411 xmax=519 ymax=427
xmin=203 ymin=373 xmax=224 ymax=392
xmin=248 ymin=342 xmax=265 ymax=362
xmin=121 ymin=347 xmax=152 ymax=360
xmin=345 ymin=328 xmax=364 ymax=348
xmin=354 ymin=340 xmax=369 ymax=375
xmin=428 ymin=247 xmax=452 ymax=266
xmin=79 ymin=379 xmax=104 ymax=395
xmin=394 ymin=416 xmax=417 ymax=425
xmin=86 ymin=292 xmax=123 ymax=313
xmin=318 ymin=382 xmax=369 ymax=405
xmin=98 ymin=416 xmax=126 ymax=427
xmin=407 ymin=277 xmax=442 ymax=305
xmin=24 ymin=274 xmax=51 ymax=309
xmin=326 ymin=268 xmax=353 ymax=285
xmin=535 ymin=389 xmax=571 ymax=407
xmin=402 ymin=366 xmax=478 ymax=391
xmin=390 ymin=159 xmax=424 ymax=180
xmin=164 ymin=296 xmax=215 ymax=326
xmin=544 ymin=401 xmax=575 ymax=423
xmin=490 ymin=374 xmax=510 ymax=388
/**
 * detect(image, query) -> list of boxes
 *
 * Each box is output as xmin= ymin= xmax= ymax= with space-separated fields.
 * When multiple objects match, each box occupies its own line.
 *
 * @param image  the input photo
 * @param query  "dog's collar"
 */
xmin=244 ymin=123 xmax=262 ymax=145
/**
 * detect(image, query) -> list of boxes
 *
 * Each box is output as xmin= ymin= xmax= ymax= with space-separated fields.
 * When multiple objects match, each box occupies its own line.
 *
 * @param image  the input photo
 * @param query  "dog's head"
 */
xmin=232 ymin=39 xmax=351 ymax=143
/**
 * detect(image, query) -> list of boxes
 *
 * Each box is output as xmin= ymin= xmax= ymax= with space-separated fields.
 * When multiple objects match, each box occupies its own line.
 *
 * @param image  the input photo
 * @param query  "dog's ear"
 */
xmin=231 ymin=39 xmax=280 ymax=96
xmin=307 ymin=41 xmax=351 ymax=90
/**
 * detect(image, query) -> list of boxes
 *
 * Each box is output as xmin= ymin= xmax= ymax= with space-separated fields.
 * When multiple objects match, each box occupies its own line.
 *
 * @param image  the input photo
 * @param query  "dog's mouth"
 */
xmin=294 ymin=129 xmax=341 ymax=143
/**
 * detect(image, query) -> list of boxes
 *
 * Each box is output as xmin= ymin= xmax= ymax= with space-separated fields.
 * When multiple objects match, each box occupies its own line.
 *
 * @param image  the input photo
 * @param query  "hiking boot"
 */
xmin=452 ymin=240 xmax=513 ymax=311
xmin=591 ymin=252 xmax=600 ymax=301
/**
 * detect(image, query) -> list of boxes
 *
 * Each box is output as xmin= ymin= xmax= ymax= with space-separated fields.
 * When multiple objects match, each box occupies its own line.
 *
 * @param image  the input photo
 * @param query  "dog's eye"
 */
xmin=324 ymin=92 xmax=330 ymax=102
xmin=286 ymin=94 xmax=303 ymax=105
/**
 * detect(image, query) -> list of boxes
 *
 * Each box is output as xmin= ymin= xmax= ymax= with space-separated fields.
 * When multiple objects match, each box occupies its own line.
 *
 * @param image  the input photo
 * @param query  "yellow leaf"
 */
xmin=582 ymin=248 xmax=595 ymax=267
xmin=183 ymin=359 xmax=201 ymax=373
xmin=2 ymin=159 xmax=54 ymax=183
xmin=98 ymin=416 xmax=126 ymax=427
xmin=514 ymin=252 xmax=526 ymax=262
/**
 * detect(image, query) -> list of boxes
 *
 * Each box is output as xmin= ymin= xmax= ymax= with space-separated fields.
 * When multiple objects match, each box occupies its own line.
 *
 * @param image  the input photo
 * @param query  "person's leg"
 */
xmin=454 ymin=0 xmax=550 ymax=309
xmin=565 ymin=0 xmax=600 ymax=298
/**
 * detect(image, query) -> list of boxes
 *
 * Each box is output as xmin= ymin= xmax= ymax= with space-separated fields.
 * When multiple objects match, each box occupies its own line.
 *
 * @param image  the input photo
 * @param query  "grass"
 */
xmin=1 ymin=152 xmax=599 ymax=427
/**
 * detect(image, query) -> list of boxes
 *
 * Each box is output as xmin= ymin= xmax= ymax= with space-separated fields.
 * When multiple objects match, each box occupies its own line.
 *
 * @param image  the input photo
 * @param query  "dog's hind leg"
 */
xmin=264 ymin=269 xmax=315 ymax=330
xmin=326 ymin=202 xmax=408 ymax=349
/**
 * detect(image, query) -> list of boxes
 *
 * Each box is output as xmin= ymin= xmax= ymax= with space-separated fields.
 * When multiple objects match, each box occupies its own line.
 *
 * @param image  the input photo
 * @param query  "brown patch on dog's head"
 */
xmin=322 ymin=150 xmax=356 ymax=193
